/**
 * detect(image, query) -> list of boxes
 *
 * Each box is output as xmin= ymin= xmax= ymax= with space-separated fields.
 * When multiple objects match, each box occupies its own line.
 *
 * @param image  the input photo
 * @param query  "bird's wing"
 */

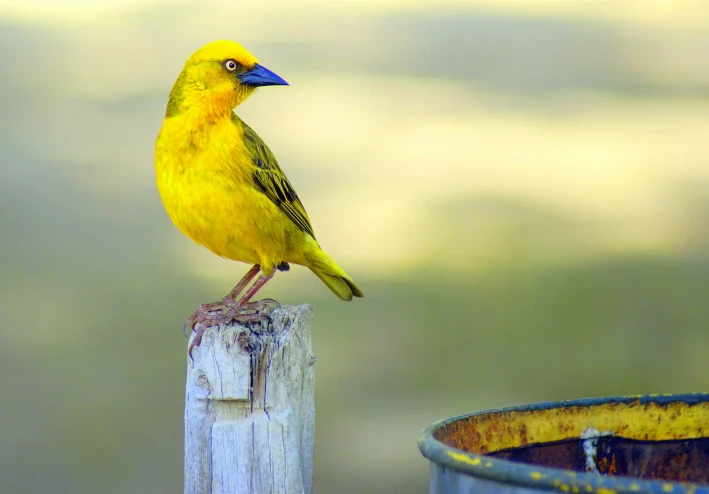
xmin=238 ymin=116 xmax=317 ymax=240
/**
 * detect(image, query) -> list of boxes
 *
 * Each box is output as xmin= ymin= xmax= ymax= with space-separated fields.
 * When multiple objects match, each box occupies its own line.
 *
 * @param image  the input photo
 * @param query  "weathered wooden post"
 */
xmin=184 ymin=304 xmax=315 ymax=494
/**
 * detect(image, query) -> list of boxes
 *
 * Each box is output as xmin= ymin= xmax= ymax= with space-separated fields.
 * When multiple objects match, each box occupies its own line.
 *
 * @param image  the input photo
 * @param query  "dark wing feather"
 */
xmin=237 ymin=115 xmax=316 ymax=240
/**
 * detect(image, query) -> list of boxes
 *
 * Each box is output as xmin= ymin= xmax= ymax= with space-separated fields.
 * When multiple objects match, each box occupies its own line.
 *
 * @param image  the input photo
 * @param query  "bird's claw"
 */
xmin=185 ymin=298 xmax=280 ymax=359
xmin=183 ymin=298 xmax=230 ymax=337
xmin=223 ymin=298 xmax=279 ymax=323
xmin=188 ymin=323 xmax=208 ymax=360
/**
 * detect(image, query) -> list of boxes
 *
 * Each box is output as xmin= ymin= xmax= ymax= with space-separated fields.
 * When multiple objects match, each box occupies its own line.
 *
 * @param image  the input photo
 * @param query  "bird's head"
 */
xmin=166 ymin=40 xmax=288 ymax=117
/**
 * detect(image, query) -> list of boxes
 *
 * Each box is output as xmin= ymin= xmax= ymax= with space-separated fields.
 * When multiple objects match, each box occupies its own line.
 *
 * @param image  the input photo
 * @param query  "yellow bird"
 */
xmin=155 ymin=40 xmax=363 ymax=352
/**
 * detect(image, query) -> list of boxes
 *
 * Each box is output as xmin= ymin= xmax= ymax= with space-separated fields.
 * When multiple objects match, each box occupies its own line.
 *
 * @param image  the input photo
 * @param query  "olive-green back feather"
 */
xmin=235 ymin=115 xmax=316 ymax=240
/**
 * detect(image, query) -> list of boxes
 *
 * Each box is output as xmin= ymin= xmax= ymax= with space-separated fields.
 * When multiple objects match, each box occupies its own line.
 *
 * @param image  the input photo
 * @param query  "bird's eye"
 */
xmin=224 ymin=59 xmax=238 ymax=72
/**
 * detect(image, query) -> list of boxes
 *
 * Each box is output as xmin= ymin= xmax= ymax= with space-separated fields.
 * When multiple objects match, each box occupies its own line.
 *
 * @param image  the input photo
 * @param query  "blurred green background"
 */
xmin=2 ymin=0 xmax=709 ymax=492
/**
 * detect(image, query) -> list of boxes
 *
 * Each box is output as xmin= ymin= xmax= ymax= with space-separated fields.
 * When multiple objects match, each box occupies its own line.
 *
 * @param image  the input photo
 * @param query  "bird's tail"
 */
xmin=310 ymin=267 xmax=363 ymax=301
xmin=306 ymin=247 xmax=363 ymax=301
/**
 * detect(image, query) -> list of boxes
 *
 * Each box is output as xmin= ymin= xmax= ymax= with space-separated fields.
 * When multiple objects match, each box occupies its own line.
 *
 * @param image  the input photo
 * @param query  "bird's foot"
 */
xmin=223 ymin=298 xmax=281 ymax=323
xmin=185 ymin=297 xmax=232 ymax=359
xmin=185 ymin=298 xmax=281 ymax=359
xmin=184 ymin=298 xmax=231 ymax=337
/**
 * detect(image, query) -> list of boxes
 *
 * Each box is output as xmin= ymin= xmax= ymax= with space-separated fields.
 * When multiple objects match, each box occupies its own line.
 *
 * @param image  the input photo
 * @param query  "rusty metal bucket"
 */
xmin=418 ymin=394 xmax=709 ymax=493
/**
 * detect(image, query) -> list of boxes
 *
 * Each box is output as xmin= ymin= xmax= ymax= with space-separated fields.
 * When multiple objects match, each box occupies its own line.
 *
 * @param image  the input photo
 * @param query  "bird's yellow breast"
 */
xmin=155 ymin=113 xmax=304 ymax=270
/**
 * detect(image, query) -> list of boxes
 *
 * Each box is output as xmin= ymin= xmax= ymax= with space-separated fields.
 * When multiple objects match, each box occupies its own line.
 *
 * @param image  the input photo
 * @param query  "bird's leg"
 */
xmin=224 ymin=264 xmax=262 ymax=301
xmin=184 ymin=264 xmax=263 ymax=335
xmin=184 ymin=264 xmax=263 ymax=358
xmin=239 ymin=271 xmax=276 ymax=305
xmin=186 ymin=266 xmax=280 ymax=359
xmin=225 ymin=265 xmax=280 ymax=314
xmin=223 ymin=271 xmax=278 ymax=322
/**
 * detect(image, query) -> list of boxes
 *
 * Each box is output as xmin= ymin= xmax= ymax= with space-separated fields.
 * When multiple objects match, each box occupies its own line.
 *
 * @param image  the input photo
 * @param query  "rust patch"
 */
xmin=597 ymin=455 xmax=617 ymax=476
xmin=434 ymin=399 xmax=709 ymax=455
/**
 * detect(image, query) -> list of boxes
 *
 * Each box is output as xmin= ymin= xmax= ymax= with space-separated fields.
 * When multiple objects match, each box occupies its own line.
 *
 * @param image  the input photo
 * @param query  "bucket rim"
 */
xmin=418 ymin=393 xmax=709 ymax=494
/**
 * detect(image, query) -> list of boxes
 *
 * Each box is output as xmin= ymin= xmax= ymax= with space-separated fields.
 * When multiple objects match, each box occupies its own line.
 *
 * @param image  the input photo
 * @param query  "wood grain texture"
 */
xmin=184 ymin=304 xmax=315 ymax=494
